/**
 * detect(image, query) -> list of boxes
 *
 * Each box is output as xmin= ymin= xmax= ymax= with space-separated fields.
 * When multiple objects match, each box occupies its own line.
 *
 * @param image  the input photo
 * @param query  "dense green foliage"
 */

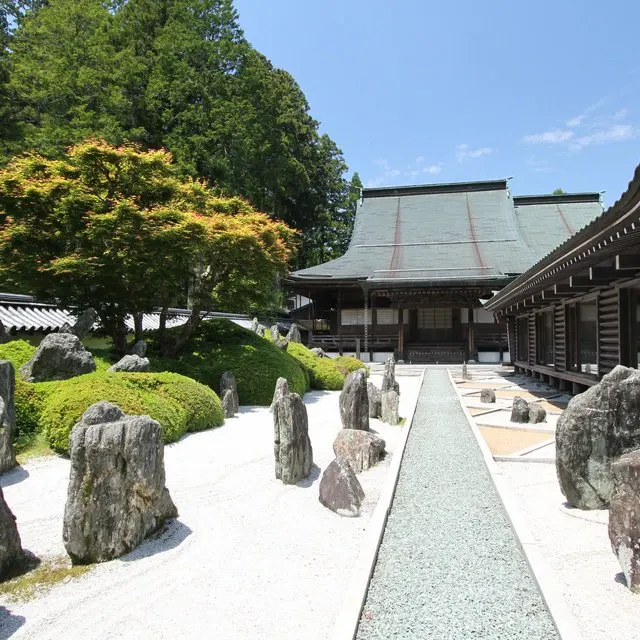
xmin=333 ymin=355 xmax=368 ymax=376
xmin=0 ymin=0 xmax=358 ymax=267
xmin=41 ymin=371 xmax=224 ymax=453
xmin=153 ymin=319 xmax=308 ymax=405
xmin=284 ymin=342 xmax=345 ymax=391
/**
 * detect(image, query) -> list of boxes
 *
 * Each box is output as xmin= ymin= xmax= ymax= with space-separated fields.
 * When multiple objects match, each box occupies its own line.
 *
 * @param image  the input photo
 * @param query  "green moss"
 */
xmin=332 ymin=355 xmax=368 ymax=376
xmin=15 ymin=431 xmax=53 ymax=462
xmin=152 ymin=319 xmax=308 ymax=405
xmin=285 ymin=342 xmax=346 ymax=391
xmin=0 ymin=339 xmax=36 ymax=370
xmin=40 ymin=371 xmax=224 ymax=454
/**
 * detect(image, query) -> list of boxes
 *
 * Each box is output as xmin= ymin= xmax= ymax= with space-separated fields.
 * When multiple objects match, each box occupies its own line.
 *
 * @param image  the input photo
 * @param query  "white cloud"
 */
xmin=424 ymin=164 xmax=443 ymax=174
xmin=566 ymin=115 xmax=585 ymax=127
xmin=613 ymin=108 xmax=630 ymax=121
xmin=523 ymin=130 xmax=575 ymax=144
xmin=415 ymin=156 xmax=425 ymax=163
xmin=571 ymin=124 xmax=637 ymax=150
xmin=365 ymin=159 xmax=403 ymax=187
xmin=456 ymin=144 xmax=493 ymax=163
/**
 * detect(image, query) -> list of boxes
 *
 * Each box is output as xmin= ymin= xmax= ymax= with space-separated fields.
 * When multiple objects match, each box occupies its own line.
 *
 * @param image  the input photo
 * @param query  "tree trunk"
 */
xmin=162 ymin=306 xmax=202 ymax=357
xmin=157 ymin=305 xmax=169 ymax=352
xmin=108 ymin=317 xmax=128 ymax=355
xmin=133 ymin=313 xmax=143 ymax=344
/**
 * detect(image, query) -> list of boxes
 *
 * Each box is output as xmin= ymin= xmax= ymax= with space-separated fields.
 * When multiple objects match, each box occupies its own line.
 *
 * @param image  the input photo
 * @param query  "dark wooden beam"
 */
xmin=541 ymin=290 xmax=563 ymax=301
xmin=554 ymin=284 xmax=591 ymax=295
xmin=616 ymin=254 xmax=640 ymax=271
xmin=569 ymin=276 xmax=600 ymax=288
xmin=590 ymin=267 xmax=623 ymax=280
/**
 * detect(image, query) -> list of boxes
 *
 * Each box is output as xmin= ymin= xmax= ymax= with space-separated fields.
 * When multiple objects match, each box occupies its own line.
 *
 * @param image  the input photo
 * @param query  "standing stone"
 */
xmin=269 ymin=325 xmax=280 ymax=341
xmin=0 ymin=319 xmax=8 ymax=344
xmin=107 ymin=354 xmax=150 ymax=373
xmin=557 ymin=366 xmax=640 ymax=510
xmin=0 ymin=361 xmax=16 ymax=474
xmin=274 ymin=338 xmax=289 ymax=350
xmin=269 ymin=377 xmax=289 ymax=413
xmin=20 ymin=333 xmax=96 ymax=382
xmin=318 ymin=457 xmax=365 ymax=517
xmin=461 ymin=361 xmax=471 ymax=380
xmin=58 ymin=322 xmax=73 ymax=334
xmin=367 ymin=382 xmax=382 ymax=418
xmin=131 ymin=340 xmax=147 ymax=357
xmin=339 ymin=370 xmax=369 ymax=431
xmin=510 ymin=396 xmax=530 ymax=423
xmin=63 ymin=402 xmax=178 ymax=564
xmin=256 ymin=324 xmax=267 ymax=337
xmin=222 ymin=389 xmax=235 ymax=418
xmin=381 ymin=356 xmax=399 ymax=394
xmin=381 ymin=389 xmax=400 ymax=425
xmin=71 ymin=308 xmax=97 ymax=339
xmin=0 ymin=486 xmax=22 ymax=579
xmin=286 ymin=323 xmax=302 ymax=343
xmin=333 ymin=429 xmax=386 ymax=473
xmin=273 ymin=392 xmax=313 ymax=484
xmin=251 ymin=317 xmax=259 ymax=333
xmin=609 ymin=450 xmax=640 ymax=592
xmin=528 ymin=402 xmax=546 ymax=424
xmin=480 ymin=388 xmax=496 ymax=403
xmin=220 ymin=371 xmax=239 ymax=414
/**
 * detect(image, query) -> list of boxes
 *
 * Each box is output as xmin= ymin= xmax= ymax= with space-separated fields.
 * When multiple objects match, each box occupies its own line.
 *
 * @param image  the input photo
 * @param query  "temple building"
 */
xmin=485 ymin=164 xmax=640 ymax=392
xmin=287 ymin=179 xmax=603 ymax=363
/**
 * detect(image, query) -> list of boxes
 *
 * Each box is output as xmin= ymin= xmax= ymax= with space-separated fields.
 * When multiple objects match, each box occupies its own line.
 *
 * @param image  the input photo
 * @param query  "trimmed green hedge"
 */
xmin=285 ymin=342 xmax=346 ymax=391
xmin=41 ymin=371 xmax=224 ymax=453
xmin=152 ymin=319 xmax=308 ymax=405
xmin=333 ymin=355 xmax=368 ymax=377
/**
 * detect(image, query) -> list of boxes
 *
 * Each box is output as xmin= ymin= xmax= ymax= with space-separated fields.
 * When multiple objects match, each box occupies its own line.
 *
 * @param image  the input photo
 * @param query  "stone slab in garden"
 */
xmin=286 ymin=323 xmax=302 ymax=343
xmin=0 ymin=485 xmax=22 ymax=580
xmin=333 ymin=428 xmax=385 ymax=473
xmin=222 ymin=389 xmax=235 ymax=418
xmin=367 ymin=382 xmax=382 ymax=419
xmin=609 ymin=449 xmax=640 ymax=592
xmin=557 ymin=365 xmax=640 ymax=509
xmin=220 ymin=371 xmax=239 ymax=415
xmin=20 ymin=333 xmax=96 ymax=382
xmin=381 ymin=357 xmax=400 ymax=425
xmin=70 ymin=308 xmax=97 ymax=339
xmin=108 ymin=354 xmax=150 ymax=373
xmin=273 ymin=390 xmax=313 ymax=484
xmin=63 ymin=401 xmax=178 ymax=564
xmin=0 ymin=360 xmax=16 ymax=474
xmin=318 ymin=457 xmax=364 ymax=517
xmin=269 ymin=377 xmax=289 ymax=413
xmin=130 ymin=340 xmax=147 ymax=357
xmin=339 ymin=369 xmax=369 ymax=431
xmin=480 ymin=388 xmax=496 ymax=403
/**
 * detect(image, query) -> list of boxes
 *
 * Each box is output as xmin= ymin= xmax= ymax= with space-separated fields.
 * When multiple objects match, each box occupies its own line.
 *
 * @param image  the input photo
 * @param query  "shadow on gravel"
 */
xmin=297 ymin=464 xmax=321 ymax=489
xmin=0 ymin=606 xmax=26 ymax=640
xmin=303 ymin=391 xmax=336 ymax=406
xmin=0 ymin=466 xmax=29 ymax=488
xmin=614 ymin=572 xmax=628 ymax=587
xmin=120 ymin=519 xmax=192 ymax=562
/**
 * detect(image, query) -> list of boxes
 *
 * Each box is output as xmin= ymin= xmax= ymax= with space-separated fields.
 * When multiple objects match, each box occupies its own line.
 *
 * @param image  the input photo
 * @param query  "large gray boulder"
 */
xmin=609 ymin=450 xmax=640 ymax=592
xmin=70 ymin=308 xmax=97 ymax=339
xmin=0 ymin=485 xmax=22 ymax=579
xmin=339 ymin=370 xmax=369 ymax=431
xmin=222 ymin=389 xmax=235 ymax=418
xmin=107 ymin=354 xmax=150 ymax=373
xmin=269 ymin=377 xmax=289 ymax=413
xmin=480 ymin=388 xmax=496 ymax=403
xmin=319 ymin=457 xmax=365 ymax=517
xmin=381 ymin=356 xmax=399 ymax=394
xmin=367 ymin=382 xmax=382 ymax=419
xmin=556 ymin=366 xmax=640 ymax=510
xmin=273 ymin=391 xmax=313 ymax=484
xmin=0 ymin=361 xmax=16 ymax=474
xmin=528 ymin=402 xmax=547 ymax=424
xmin=20 ymin=333 xmax=96 ymax=382
xmin=220 ymin=371 xmax=239 ymax=415
xmin=63 ymin=402 xmax=178 ymax=564
xmin=510 ymin=396 xmax=530 ymax=423
xmin=286 ymin=323 xmax=302 ymax=343
xmin=130 ymin=340 xmax=147 ymax=357
xmin=333 ymin=429 xmax=386 ymax=473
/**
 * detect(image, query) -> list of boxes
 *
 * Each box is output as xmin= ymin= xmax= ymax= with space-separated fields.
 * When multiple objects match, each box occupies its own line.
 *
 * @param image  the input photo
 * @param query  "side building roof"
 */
xmin=289 ymin=180 xmax=603 ymax=288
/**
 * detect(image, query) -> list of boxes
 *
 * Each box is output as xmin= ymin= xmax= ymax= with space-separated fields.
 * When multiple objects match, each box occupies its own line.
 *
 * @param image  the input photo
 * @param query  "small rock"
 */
xmin=461 ymin=362 xmax=470 ymax=380
xmin=71 ymin=308 xmax=97 ymax=339
xmin=273 ymin=392 xmax=313 ymax=484
xmin=310 ymin=348 xmax=327 ymax=358
xmin=269 ymin=377 xmax=289 ymax=413
xmin=20 ymin=333 xmax=96 ymax=382
xmin=274 ymin=338 xmax=289 ymax=350
xmin=220 ymin=371 xmax=239 ymax=414
xmin=480 ymin=388 xmax=496 ymax=403
xmin=339 ymin=370 xmax=369 ymax=431
xmin=510 ymin=396 xmax=530 ymax=423
xmin=222 ymin=389 xmax=235 ymax=418
xmin=319 ymin=457 xmax=365 ymax=517
xmin=59 ymin=322 xmax=73 ymax=334
xmin=286 ymin=323 xmax=302 ymax=343
xmin=333 ymin=429 xmax=386 ymax=473
xmin=107 ymin=354 xmax=150 ymax=373
xmin=0 ymin=361 xmax=16 ymax=474
xmin=0 ymin=485 xmax=22 ymax=579
xmin=81 ymin=400 xmax=125 ymax=426
xmin=130 ymin=340 xmax=147 ymax=357
xmin=528 ymin=402 xmax=546 ymax=424
xmin=367 ymin=382 xmax=382 ymax=418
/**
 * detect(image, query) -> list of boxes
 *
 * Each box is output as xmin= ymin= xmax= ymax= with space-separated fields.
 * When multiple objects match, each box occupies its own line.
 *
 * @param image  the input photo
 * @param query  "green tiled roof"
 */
xmin=290 ymin=180 xmax=603 ymax=287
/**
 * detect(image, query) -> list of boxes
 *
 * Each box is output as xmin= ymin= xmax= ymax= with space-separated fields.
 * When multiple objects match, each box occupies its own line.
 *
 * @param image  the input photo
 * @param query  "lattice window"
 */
xmin=417 ymin=308 xmax=452 ymax=329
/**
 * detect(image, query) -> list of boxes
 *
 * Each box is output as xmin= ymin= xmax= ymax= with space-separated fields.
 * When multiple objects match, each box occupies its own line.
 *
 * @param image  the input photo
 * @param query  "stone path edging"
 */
xmin=331 ymin=368 xmax=426 ymax=640
xmin=451 ymin=370 xmax=584 ymax=640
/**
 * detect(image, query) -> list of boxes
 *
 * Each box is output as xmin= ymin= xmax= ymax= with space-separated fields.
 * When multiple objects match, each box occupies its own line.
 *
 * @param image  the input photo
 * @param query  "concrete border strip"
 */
xmin=331 ymin=367 xmax=427 ymax=640
xmin=450 ymin=369 xmax=583 ymax=640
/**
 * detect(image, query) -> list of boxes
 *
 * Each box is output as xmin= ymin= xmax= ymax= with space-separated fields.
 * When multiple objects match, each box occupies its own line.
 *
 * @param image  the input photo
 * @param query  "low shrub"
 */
xmin=13 ymin=379 xmax=48 ymax=449
xmin=40 ymin=371 xmax=224 ymax=453
xmin=333 ymin=355 xmax=368 ymax=377
xmin=152 ymin=319 xmax=308 ymax=405
xmin=285 ymin=342 xmax=345 ymax=391
xmin=0 ymin=340 xmax=36 ymax=370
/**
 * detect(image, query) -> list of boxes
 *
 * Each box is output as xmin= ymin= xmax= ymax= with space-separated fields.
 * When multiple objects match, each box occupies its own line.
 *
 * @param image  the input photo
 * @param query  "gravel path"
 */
xmin=356 ymin=369 xmax=559 ymax=640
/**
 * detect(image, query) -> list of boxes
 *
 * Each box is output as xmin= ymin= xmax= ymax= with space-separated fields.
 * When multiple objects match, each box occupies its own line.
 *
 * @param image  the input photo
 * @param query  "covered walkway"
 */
xmin=356 ymin=369 xmax=558 ymax=639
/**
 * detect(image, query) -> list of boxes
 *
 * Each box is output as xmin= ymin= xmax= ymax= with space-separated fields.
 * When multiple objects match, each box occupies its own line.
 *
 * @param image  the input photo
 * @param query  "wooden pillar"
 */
xmin=337 ymin=289 xmax=343 ymax=356
xmin=307 ymin=289 xmax=313 ymax=347
xmin=397 ymin=308 xmax=405 ymax=358
xmin=467 ymin=304 xmax=476 ymax=360
xmin=363 ymin=291 xmax=369 ymax=356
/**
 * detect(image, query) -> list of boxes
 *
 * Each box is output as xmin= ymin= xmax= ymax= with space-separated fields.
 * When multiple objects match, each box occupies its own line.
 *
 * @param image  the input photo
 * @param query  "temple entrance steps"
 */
xmin=403 ymin=344 xmax=467 ymax=364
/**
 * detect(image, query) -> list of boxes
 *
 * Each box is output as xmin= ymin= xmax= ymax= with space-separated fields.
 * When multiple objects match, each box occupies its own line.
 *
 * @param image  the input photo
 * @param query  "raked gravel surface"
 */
xmin=356 ymin=369 xmax=558 ymax=640
xmin=0 ymin=371 xmax=423 ymax=640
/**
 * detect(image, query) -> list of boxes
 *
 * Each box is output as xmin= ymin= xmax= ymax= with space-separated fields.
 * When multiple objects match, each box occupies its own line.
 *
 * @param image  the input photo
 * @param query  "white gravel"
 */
xmin=0 ymin=371 xmax=423 ymax=640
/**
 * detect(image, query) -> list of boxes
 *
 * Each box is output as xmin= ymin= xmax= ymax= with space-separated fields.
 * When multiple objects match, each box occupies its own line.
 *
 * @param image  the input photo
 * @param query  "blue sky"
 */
xmin=234 ymin=0 xmax=639 ymax=207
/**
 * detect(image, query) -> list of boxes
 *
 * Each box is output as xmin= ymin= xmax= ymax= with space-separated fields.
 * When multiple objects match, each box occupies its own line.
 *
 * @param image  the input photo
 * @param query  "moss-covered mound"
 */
xmin=284 ymin=342 xmax=345 ymax=390
xmin=41 ymin=371 xmax=224 ymax=453
xmin=152 ymin=319 xmax=308 ymax=405
xmin=333 ymin=355 xmax=368 ymax=376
